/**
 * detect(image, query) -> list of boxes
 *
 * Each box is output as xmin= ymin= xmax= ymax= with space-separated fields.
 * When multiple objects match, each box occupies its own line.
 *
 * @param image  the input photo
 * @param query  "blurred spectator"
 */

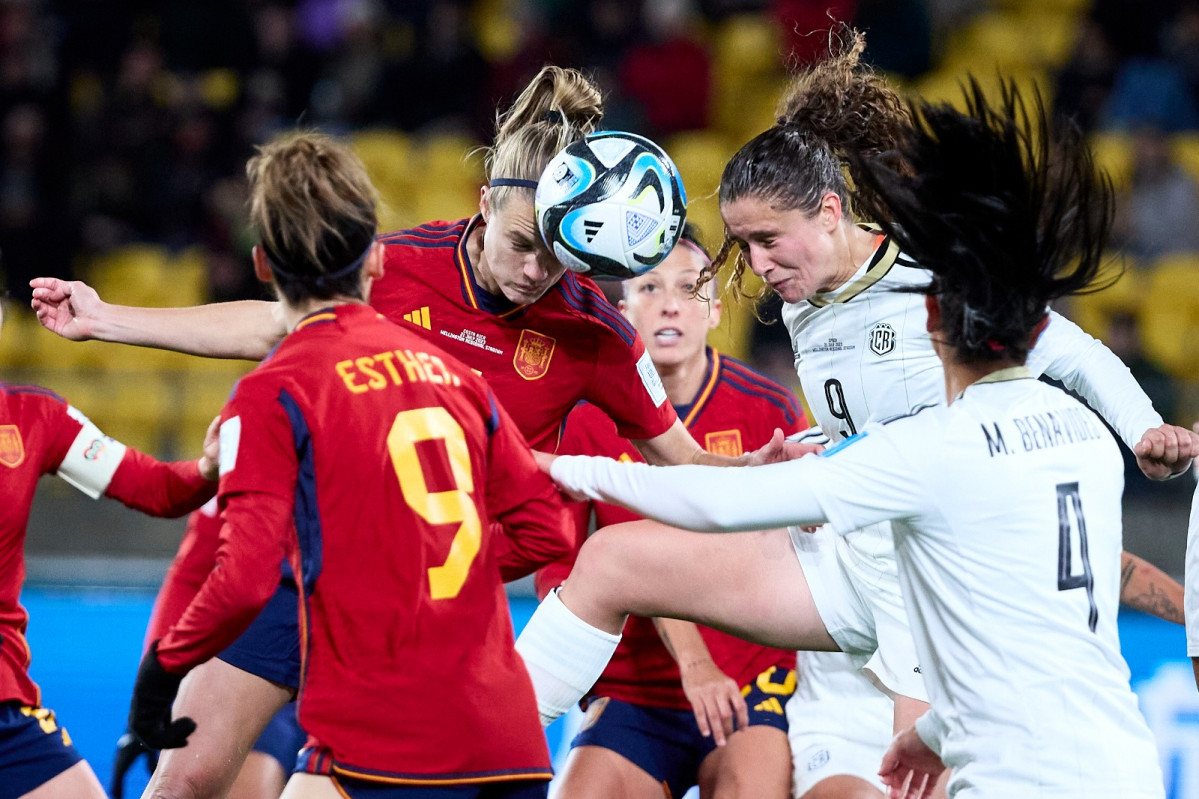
xmin=1103 ymin=310 xmax=1179 ymax=494
xmin=1112 ymin=124 xmax=1199 ymax=262
xmin=771 ymin=0 xmax=858 ymax=66
xmin=1053 ymin=20 xmax=1119 ymax=134
xmin=0 ymin=104 xmax=64 ymax=301
xmin=1163 ymin=2 xmax=1199 ymax=113
xmin=1101 ymin=58 xmax=1199 ymax=132
xmin=619 ymin=0 xmax=712 ymax=138
xmin=855 ymin=0 xmax=931 ymax=80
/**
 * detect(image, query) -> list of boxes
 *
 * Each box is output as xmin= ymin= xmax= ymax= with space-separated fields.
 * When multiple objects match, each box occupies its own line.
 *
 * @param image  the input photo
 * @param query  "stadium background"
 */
xmin=2 ymin=0 xmax=1198 ymax=796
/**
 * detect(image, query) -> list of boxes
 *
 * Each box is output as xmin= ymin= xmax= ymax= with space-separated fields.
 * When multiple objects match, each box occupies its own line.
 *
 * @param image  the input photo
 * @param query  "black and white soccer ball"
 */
xmin=535 ymin=131 xmax=687 ymax=280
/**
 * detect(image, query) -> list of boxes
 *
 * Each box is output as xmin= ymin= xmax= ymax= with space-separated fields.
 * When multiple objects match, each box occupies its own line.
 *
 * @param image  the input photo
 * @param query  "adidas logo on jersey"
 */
xmin=753 ymin=697 xmax=784 ymax=715
xmin=403 ymin=307 xmax=431 ymax=329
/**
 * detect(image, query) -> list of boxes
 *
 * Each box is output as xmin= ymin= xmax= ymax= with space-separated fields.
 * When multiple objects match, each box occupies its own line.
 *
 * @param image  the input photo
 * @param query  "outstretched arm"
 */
xmin=30 ymin=277 xmax=284 ymax=360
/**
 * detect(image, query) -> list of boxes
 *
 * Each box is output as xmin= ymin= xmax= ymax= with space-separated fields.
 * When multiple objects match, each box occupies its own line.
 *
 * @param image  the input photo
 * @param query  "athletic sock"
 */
xmin=515 ymin=588 xmax=621 ymax=726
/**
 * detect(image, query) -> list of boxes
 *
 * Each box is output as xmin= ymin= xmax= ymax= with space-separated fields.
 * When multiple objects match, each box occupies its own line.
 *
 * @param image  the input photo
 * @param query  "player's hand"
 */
xmin=198 ymin=416 xmax=220 ymax=482
xmin=29 ymin=277 xmax=106 ymax=341
xmin=746 ymin=428 xmax=823 ymax=466
xmin=1133 ymin=423 xmax=1199 ymax=480
xmin=532 ymin=449 xmax=556 ymax=474
xmin=679 ymin=657 xmax=749 ymax=747
xmin=879 ymin=725 xmax=945 ymax=799
xmin=110 ymin=727 xmax=159 ymax=799
xmin=129 ymin=642 xmax=196 ymax=750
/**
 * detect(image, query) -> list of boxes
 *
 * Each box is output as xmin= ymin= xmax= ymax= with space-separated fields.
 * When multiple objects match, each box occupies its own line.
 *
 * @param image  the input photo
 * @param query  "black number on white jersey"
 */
xmin=824 ymin=379 xmax=857 ymax=438
xmin=1056 ymin=482 xmax=1097 ymax=632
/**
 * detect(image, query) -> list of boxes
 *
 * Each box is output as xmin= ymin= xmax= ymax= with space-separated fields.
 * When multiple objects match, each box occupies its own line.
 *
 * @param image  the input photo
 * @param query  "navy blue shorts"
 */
xmin=0 ymin=701 xmax=84 ymax=799
xmin=252 ymin=703 xmax=306 ymax=773
xmin=572 ymin=666 xmax=795 ymax=799
xmin=218 ymin=579 xmax=301 ymax=689
xmin=329 ymin=777 xmax=548 ymax=799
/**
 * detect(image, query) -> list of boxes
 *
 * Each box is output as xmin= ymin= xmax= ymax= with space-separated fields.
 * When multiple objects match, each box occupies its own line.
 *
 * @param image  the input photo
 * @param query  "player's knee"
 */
xmin=573 ymin=525 xmax=637 ymax=587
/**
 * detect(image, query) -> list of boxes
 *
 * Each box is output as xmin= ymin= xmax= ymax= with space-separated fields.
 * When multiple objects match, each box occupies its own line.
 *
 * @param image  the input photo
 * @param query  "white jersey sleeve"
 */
xmin=1027 ymin=311 xmax=1164 ymax=450
xmin=56 ymin=406 xmax=129 ymax=499
xmin=1186 ymin=480 xmax=1199 ymax=656
xmin=550 ymin=423 xmax=924 ymax=535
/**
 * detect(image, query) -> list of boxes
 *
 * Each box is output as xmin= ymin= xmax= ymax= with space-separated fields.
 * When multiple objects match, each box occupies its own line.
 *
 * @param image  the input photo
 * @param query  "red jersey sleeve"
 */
xmin=156 ymin=385 xmax=296 ymax=673
xmin=586 ymin=331 xmax=677 ymax=442
xmin=104 ymin=451 xmax=215 ymax=518
xmin=483 ymin=392 xmax=572 ymax=583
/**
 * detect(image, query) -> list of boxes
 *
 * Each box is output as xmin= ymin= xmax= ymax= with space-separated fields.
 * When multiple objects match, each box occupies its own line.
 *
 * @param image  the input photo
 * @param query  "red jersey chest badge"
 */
xmin=704 ymin=430 xmax=743 ymax=457
xmin=513 ymin=330 xmax=556 ymax=381
xmin=0 ymin=425 xmax=25 ymax=468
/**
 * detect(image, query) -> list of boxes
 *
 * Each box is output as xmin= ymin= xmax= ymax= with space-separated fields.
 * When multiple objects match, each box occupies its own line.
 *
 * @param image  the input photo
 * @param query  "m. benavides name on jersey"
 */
xmin=980 ymin=406 xmax=1105 ymax=457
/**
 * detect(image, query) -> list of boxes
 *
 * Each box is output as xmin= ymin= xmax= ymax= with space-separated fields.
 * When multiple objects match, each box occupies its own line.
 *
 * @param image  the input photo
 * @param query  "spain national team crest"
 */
xmin=513 ymin=330 xmax=556 ymax=381
xmin=0 ymin=425 xmax=24 ymax=468
xmin=868 ymin=322 xmax=896 ymax=356
xmin=704 ymin=430 xmax=743 ymax=457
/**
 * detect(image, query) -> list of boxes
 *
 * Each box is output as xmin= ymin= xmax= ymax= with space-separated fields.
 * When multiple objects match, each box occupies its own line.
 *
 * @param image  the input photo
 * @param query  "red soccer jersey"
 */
xmin=0 ymin=383 xmax=213 ymax=705
xmin=540 ymin=351 xmax=804 ymax=710
xmin=147 ymin=215 xmax=677 ymax=658
xmin=371 ymin=217 xmax=677 ymax=451
xmin=157 ymin=304 xmax=570 ymax=784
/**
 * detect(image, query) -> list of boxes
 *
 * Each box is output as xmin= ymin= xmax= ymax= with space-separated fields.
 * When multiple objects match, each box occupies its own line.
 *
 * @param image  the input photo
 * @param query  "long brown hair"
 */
xmin=247 ymin=130 xmax=378 ymax=303
xmin=703 ymin=27 xmax=909 ymax=300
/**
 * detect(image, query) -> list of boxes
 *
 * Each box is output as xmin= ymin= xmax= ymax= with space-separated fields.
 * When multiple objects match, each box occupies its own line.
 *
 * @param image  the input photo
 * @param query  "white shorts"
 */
xmin=788 ymin=524 xmax=927 ymax=701
xmin=788 ymin=651 xmax=893 ymax=797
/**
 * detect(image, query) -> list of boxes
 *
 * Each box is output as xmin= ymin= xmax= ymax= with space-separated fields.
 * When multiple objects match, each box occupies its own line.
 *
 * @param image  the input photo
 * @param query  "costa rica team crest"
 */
xmin=0 ymin=425 xmax=24 ymax=468
xmin=513 ymin=330 xmax=556 ymax=380
xmin=868 ymin=322 xmax=896 ymax=356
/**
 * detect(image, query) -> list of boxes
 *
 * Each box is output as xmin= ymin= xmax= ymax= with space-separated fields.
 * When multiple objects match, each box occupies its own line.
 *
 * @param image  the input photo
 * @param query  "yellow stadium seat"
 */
xmin=939 ymin=12 xmax=1034 ymax=73
xmin=0 ymin=305 xmax=40 ymax=369
xmin=711 ymin=15 xmax=785 ymax=139
xmin=1139 ymin=255 xmax=1199 ymax=380
xmin=1089 ymin=131 xmax=1134 ymax=190
xmin=86 ymin=244 xmax=171 ymax=307
xmin=1067 ymin=255 xmax=1143 ymax=339
xmin=167 ymin=248 xmax=211 ymax=308
xmin=666 ymin=131 xmax=736 ymax=202
xmin=1172 ymin=133 xmax=1199 ymax=184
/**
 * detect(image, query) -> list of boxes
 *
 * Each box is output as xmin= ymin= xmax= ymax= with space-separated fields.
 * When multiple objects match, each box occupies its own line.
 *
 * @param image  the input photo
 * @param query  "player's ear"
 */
xmin=925 ymin=294 xmax=941 ymax=333
xmin=479 ymin=186 xmax=491 ymax=222
xmin=819 ymin=191 xmax=842 ymax=232
xmin=251 ymin=246 xmax=273 ymax=284
xmin=707 ymin=296 xmax=723 ymax=328
xmin=365 ymin=241 xmax=385 ymax=281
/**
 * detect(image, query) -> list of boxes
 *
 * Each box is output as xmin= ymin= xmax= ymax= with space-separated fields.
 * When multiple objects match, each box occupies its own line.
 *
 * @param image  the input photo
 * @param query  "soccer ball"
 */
xmin=535 ymin=131 xmax=687 ymax=280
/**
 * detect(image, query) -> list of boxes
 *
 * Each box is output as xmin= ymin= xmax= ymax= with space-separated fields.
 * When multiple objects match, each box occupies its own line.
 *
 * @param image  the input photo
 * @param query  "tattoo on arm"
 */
xmin=1119 ymin=553 xmax=1185 ymax=625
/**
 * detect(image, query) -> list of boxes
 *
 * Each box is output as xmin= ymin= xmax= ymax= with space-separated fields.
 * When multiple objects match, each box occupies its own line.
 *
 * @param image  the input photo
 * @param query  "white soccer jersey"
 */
xmin=804 ymin=374 xmax=1163 ymax=797
xmin=552 ymin=371 xmax=1165 ymax=797
xmin=1185 ymin=480 xmax=1199 ymax=657
xmin=784 ymin=235 xmax=1162 ymax=450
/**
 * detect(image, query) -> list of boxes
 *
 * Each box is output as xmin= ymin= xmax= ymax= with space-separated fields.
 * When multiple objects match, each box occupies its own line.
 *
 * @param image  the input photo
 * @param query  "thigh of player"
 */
xmin=553 ymin=696 xmax=701 ymax=799
xmin=147 ymin=658 xmax=293 ymax=799
xmin=696 ymin=666 xmax=796 ymax=799
xmin=565 ymin=522 xmax=840 ymax=652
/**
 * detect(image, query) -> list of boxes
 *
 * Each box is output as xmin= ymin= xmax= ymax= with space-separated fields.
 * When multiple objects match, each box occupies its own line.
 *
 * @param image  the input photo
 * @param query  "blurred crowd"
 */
xmin=4 ymin=0 xmax=1199 ymax=437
